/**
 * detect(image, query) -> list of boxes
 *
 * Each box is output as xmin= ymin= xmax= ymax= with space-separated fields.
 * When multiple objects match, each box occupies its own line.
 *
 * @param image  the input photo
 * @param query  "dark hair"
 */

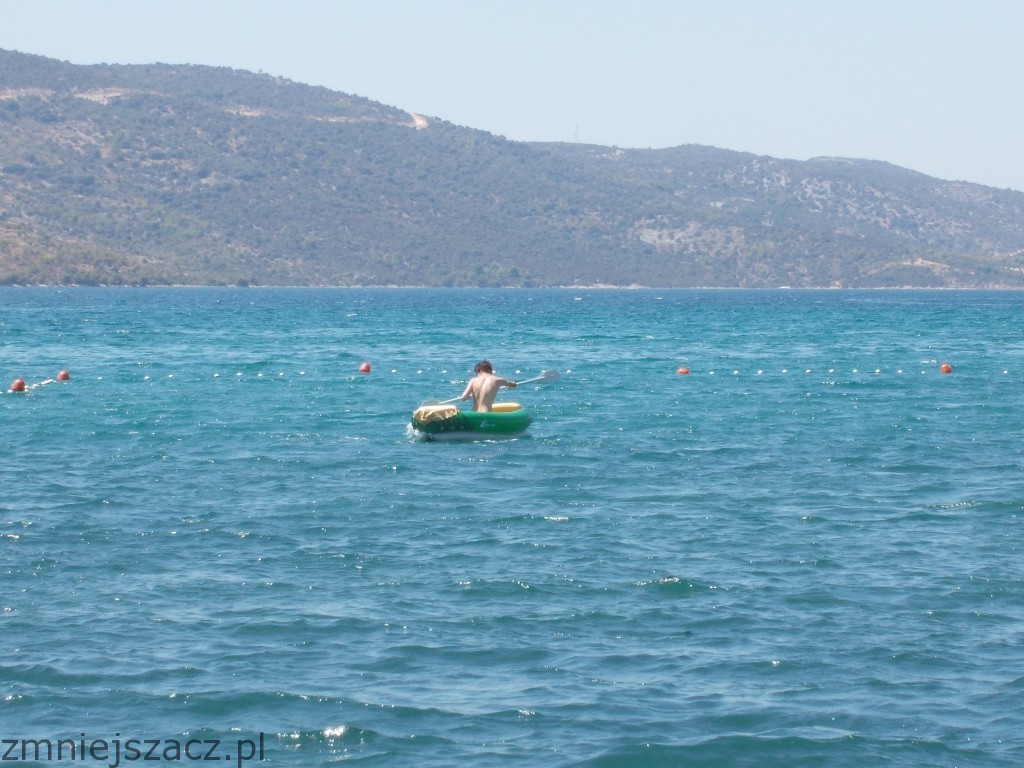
xmin=474 ymin=360 xmax=493 ymax=374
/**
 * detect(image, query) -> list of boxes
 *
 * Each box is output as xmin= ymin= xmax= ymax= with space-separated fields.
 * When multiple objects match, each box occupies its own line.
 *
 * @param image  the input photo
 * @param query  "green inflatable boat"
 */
xmin=411 ymin=402 xmax=533 ymax=441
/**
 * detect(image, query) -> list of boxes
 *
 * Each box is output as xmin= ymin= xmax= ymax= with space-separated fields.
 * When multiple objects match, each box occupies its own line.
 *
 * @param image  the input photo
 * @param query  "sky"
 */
xmin=3 ymin=0 xmax=1023 ymax=191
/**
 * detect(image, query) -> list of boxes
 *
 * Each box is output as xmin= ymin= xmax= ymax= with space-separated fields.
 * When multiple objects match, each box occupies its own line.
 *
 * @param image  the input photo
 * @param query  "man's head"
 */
xmin=474 ymin=360 xmax=493 ymax=374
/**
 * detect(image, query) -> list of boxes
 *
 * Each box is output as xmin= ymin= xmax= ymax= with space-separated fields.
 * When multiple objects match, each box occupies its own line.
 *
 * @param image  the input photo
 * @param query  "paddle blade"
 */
xmin=419 ymin=395 xmax=462 ymax=407
xmin=515 ymin=369 xmax=560 ymax=386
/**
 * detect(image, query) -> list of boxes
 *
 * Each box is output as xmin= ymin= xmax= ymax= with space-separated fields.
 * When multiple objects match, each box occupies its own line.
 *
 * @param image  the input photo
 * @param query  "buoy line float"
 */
xmin=5 ymin=370 xmax=71 ymax=394
xmin=673 ymin=362 xmax=967 ymax=376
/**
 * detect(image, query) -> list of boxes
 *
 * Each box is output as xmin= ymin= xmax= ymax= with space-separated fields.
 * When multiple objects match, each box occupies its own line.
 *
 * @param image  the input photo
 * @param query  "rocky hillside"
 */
xmin=2 ymin=48 xmax=1023 ymax=287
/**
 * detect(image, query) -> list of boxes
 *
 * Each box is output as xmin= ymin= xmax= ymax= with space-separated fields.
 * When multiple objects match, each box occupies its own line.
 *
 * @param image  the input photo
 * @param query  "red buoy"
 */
xmin=57 ymin=369 xmax=70 ymax=381
xmin=676 ymin=367 xmax=690 ymax=375
xmin=939 ymin=362 xmax=952 ymax=374
xmin=358 ymin=361 xmax=371 ymax=373
xmin=10 ymin=377 xmax=26 ymax=392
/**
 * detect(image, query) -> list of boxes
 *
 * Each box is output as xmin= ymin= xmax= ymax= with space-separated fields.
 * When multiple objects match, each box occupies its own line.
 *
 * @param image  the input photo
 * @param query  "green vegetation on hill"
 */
xmin=2 ymin=48 xmax=1023 ymax=287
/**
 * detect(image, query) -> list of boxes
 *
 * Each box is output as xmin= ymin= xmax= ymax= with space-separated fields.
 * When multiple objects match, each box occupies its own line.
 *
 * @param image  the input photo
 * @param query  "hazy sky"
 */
xmin=3 ymin=0 xmax=1022 ymax=191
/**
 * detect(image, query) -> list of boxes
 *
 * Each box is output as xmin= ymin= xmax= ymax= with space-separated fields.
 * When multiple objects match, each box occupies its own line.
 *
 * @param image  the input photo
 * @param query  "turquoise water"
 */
xmin=2 ymin=288 xmax=1023 ymax=767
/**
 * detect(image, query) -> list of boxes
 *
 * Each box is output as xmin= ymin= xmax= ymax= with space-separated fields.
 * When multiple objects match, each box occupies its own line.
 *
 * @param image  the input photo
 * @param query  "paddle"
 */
xmin=422 ymin=395 xmax=463 ymax=406
xmin=513 ymin=369 xmax=561 ymax=387
xmin=420 ymin=369 xmax=560 ymax=407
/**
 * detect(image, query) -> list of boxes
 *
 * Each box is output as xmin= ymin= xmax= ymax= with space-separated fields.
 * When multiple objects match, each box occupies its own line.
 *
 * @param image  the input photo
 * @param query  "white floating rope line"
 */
xmin=677 ymin=363 xmax=1016 ymax=377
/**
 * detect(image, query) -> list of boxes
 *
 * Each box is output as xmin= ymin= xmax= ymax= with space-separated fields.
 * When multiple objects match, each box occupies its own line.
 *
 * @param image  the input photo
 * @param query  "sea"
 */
xmin=2 ymin=287 xmax=1022 ymax=768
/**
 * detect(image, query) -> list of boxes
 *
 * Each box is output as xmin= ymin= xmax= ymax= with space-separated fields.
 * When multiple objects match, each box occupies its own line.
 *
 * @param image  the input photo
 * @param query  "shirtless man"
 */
xmin=460 ymin=360 xmax=517 ymax=412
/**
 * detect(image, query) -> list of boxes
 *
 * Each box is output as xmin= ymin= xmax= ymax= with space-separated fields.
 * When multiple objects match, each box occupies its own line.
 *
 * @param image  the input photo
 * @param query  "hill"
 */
xmin=2 ymin=48 xmax=1023 ymax=287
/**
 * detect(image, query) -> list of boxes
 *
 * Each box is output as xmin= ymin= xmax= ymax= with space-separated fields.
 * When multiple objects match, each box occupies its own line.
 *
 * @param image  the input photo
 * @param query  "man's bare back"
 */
xmin=460 ymin=360 xmax=517 ymax=412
